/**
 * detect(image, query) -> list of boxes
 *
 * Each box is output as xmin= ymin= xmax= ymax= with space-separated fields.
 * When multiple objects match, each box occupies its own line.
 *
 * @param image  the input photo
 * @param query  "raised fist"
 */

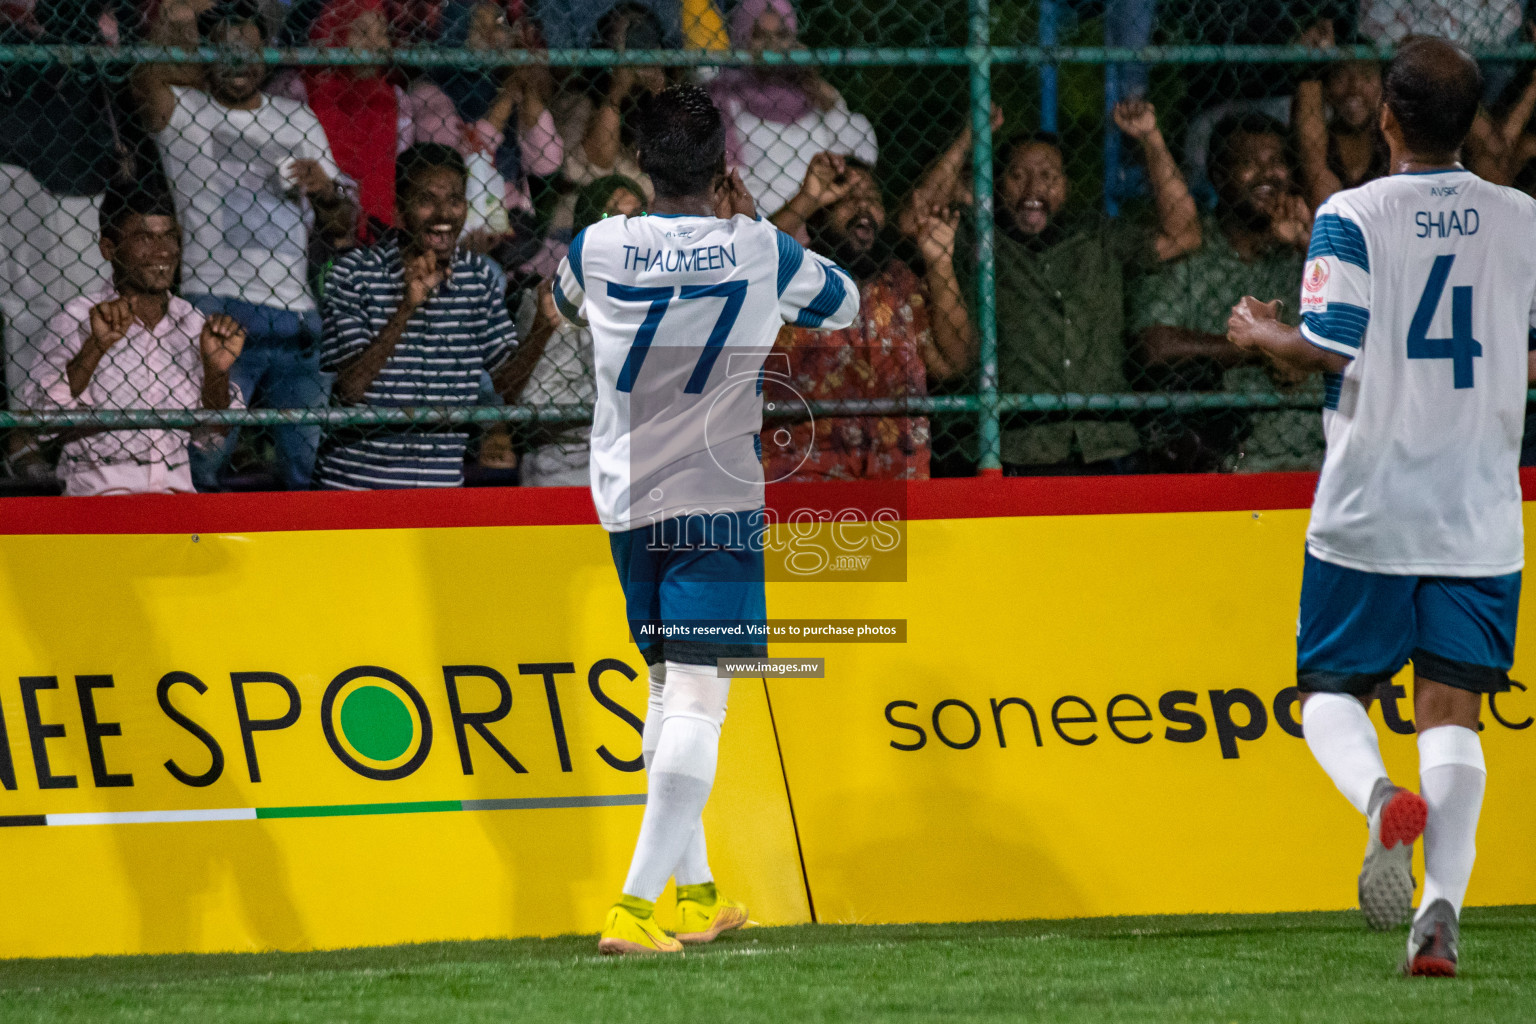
xmin=87 ymin=298 xmax=135 ymax=354
xmin=199 ymin=313 xmax=246 ymax=375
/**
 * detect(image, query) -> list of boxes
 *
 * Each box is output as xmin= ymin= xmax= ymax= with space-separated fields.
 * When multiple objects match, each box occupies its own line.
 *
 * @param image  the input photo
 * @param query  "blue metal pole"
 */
xmin=1039 ymin=0 xmax=1059 ymax=133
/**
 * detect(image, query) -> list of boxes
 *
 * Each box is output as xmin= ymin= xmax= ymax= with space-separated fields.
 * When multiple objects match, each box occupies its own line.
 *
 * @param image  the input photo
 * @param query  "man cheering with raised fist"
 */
xmin=316 ymin=143 xmax=522 ymax=489
xmin=26 ymin=179 xmax=247 ymax=496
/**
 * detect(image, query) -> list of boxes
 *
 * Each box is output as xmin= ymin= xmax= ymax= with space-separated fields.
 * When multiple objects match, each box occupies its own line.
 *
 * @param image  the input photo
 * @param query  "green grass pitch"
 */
xmin=3 ymin=907 xmax=1533 ymax=1022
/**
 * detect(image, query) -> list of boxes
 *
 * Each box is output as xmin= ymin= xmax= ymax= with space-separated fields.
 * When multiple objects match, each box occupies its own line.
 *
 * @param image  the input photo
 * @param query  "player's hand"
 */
xmin=913 ymin=203 xmax=959 ymax=268
xmin=798 ymin=152 xmax=852 ymax=210
xmin=199 ymin=313 xmax=246 ymax=375
xmin=1227 ymin=296 xmax=1283 ymax=350
xmin=715 ymin=169 xmax=758 ymax=220
xmin=402 ymin=250 xmax=446 ymax=311
xmin=87 ymin=297 xmax=135 ymax=354
xmin=1112 ymin=98 xmax=1159 ymax=141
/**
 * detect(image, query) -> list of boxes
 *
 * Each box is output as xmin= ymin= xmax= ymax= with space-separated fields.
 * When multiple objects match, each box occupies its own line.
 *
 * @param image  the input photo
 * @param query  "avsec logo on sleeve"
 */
xmin=1301 ymin=257 xmax=1329 ymax=312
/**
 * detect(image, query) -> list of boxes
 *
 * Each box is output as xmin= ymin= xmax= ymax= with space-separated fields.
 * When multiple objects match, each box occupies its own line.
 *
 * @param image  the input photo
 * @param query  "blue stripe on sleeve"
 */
xmin=1301 ymin=302 xmax=1370 ymax=349
xmin=553 ymin=278 xmax=581 ymax=322
xmin=567 ymin=229 xmax=587 ymax=292
xmin=775 ymin=230 xmax=804 ymax=297
xmin=1528 ymin=326 xmax=1536 ymax=351
xmin=794 ymin=266 xmax=849 ymax=328
xmin=1322 ymin=370 xmax=1343 ymax=410
xmin=1307 ymin=213 xmax=1370 ymax=273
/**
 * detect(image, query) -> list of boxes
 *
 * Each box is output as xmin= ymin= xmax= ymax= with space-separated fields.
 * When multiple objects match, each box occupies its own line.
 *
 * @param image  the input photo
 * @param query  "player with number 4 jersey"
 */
xmin=553 ymin=85 xmax=858 ymax=956
xmin=1227 ymin=38 xmax=1536 ymax=979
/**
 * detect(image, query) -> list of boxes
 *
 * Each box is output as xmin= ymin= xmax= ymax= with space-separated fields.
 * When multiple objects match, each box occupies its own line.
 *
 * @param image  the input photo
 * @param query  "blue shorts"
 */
xmin=1296 ymin=550 xmax=1520 ymax=695
xmin=609 ymin=509 xmax=768 ymax=667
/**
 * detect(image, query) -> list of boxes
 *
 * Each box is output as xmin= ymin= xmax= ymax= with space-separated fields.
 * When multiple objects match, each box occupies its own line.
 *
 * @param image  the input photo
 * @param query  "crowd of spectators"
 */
xmin=2 ymin=0 xmax=1536 ymax=494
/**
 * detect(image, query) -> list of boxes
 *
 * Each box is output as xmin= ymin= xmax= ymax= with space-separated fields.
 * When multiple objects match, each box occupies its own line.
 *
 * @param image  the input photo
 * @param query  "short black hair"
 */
xmin=1208 ymin=112 xmax=1288 ymax=186
xmin=99 ymin=177 xmax=179 ymax=244
xmin=395 ymin=143 xmax=468 ymax=205
xmin=633 ymin=84 xmax=726 ymax=199
xmin=1385 ymin=36 xmax=1482 ymax=157
xmin=996 ymin=131 xmax=1063 ymax=175
xmin=198 ymin=0 xmax=267 ymax=42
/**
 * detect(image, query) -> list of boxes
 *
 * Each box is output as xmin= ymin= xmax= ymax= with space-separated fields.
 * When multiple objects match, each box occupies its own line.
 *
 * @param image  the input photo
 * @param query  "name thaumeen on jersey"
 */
xmin=621 ymin=243 xmax=739 ymax=273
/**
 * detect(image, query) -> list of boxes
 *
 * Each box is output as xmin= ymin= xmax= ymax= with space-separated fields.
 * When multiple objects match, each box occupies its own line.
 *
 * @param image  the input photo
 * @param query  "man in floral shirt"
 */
xmin=764 ymin=154 xmax=974 ymax=481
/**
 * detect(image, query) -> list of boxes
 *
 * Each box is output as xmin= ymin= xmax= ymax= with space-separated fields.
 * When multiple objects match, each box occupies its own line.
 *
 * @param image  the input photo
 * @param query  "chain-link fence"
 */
xmin=1 ymin=0 xmax=1534 ymax=494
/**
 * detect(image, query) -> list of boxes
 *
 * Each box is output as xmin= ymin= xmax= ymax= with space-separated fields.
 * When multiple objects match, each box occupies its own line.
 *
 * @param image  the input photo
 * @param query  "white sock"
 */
xmin=623 ymin=664 xmax=725 ymax=901
xmin=1416 ymin=725 xmax=1486 ymax=921
xmin=639 ymin=664 xmax=713 ymax=888
xmin=1302 ymin=692 xmax=1390 ymax=815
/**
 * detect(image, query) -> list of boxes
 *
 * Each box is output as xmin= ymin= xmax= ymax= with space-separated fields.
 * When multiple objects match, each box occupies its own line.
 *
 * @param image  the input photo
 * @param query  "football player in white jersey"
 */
xmin=1227 ymin=37 xmax=1536 ymax=977
xmin=552 ymin=84 xmax=859 ymax=955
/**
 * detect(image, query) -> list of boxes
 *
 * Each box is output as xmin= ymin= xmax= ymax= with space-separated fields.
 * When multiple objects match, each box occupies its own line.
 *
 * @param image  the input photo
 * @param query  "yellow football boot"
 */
xmin=597 ymin=896 xmax=683 ymax=956
xmin=673 ymin=883 xmax=749 ymax=944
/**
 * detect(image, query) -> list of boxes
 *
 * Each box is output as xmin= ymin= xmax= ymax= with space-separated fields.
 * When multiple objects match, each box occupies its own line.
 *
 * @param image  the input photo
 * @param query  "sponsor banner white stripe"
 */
xmin=45 ymin=808 xmax=258 ymax=826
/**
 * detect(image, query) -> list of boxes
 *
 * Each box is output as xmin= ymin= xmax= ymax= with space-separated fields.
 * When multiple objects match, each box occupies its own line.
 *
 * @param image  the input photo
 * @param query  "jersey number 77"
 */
xmin=611 ymin=281 xmax=749 ymax=394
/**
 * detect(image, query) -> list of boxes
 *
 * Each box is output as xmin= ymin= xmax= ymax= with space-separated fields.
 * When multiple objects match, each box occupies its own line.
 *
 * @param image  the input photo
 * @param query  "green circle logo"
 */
xmin=321 ymin=666 xmax=434 ymax=781
xmin=340 ymin=686 xmax=414 ymax=762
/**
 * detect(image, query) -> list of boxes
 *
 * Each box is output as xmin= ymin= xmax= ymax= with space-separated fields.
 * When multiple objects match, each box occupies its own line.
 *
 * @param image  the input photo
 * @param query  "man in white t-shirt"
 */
xmin=1227 ymin=38 xmax=1536 ymax=979
xmin=135 ymin=0 xmax=353 ymax=490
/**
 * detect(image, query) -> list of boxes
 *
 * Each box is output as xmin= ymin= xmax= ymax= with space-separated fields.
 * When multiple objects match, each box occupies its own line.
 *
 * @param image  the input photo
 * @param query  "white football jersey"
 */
xmin=1300 ymin=169 xmax=1536 ymax=575
xmin=554 ymin=213 xmax=859 ymax=531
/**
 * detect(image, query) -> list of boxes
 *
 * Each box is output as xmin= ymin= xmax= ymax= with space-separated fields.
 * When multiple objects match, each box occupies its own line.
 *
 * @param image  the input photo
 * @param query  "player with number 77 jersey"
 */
xmin=554 ymin=85 xmax=858 ymax=957
xmin=554 ymin=176 xmax=857 ymax=530
xmin=1226 ymin=38 xmax=1536 ymax=980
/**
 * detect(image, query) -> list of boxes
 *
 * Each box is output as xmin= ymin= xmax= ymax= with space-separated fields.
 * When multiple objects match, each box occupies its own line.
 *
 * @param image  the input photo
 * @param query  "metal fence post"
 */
xmin=969 ymin=0 xmax=1001 ymax=475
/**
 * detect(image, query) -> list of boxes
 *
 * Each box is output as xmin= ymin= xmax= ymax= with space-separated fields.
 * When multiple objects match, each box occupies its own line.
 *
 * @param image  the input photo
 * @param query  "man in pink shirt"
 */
xmin=25 ymin=182 xmax=247 ymax=497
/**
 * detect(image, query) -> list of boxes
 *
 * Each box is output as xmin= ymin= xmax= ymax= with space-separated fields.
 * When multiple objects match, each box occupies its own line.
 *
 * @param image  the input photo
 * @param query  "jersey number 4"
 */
xmin=611 ymin=281 xmax=748 ymax=394
xmin=1407 ymin=254 xmax=1481 ymax=389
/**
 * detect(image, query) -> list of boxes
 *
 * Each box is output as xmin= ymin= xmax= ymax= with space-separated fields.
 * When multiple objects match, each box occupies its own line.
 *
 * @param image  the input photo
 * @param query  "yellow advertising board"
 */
xmin=0 ymin=474 xmax=1532 ymax=958
xmin=765 ymin=479 xmax=1536 ymax=924
xmin=0 ymin=506 xmax=808 ymax=958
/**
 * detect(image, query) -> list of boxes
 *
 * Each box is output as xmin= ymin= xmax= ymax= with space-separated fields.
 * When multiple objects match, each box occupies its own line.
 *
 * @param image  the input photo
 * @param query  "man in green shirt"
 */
xmin=1135 ymin=113 xmax=1323 ymax=473
xmin=922 ymin=100 xmax=1203 ymax=472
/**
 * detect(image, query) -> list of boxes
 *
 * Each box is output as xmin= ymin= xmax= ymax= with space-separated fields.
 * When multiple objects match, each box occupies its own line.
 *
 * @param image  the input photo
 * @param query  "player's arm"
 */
xmin=1140 ymin=325 xmax=1257 ymax=368
xmin=550 ymin=231 xmax=589 ymax=328
xmin=1113 ymin=99 xmax=1201 ymax=262
xmin=776 ymin=232 xmax=860 ymax=331
xmin=1228 ymin=297 xmax=1349 ymax=374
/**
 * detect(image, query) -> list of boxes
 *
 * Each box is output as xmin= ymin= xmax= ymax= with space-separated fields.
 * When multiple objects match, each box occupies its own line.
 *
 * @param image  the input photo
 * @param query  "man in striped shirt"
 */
xmin=316 ymin=144 xmax=520 ymax=489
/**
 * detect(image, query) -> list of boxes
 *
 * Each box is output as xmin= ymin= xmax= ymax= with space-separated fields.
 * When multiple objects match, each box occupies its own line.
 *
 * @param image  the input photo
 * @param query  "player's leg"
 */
xmin=598 ymin=525 xmax=682 ymax=955
xmin=1295 ymin=551 xmax=1424 ymax=930
xmin=1402 ymin=570 xmax=1519 ymax=978
xmin=659 ymin=511 xmax=761 ymax=944
xmin=640 ymin=661 xmax=717 ymax=896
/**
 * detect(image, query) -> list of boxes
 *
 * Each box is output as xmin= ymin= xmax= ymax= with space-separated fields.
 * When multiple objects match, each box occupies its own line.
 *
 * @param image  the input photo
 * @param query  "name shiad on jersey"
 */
xmin=1299 ymin=169 xmax=1536 ymax=577
xmin=555 ymin=213 xmax=860 ymax=532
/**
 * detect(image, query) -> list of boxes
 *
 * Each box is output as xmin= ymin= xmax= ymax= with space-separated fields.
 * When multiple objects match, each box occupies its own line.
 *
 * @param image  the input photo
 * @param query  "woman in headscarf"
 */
xmin=433 ymin=0 xmax=562 ymax=264
xmin=549 ymin=1 xmax=674 ymax=233
xmin=509 ymin=174 xmax=645 ymax=486
xmin=707 ymin=0 xmax=877 ymax=215
xmin=268 ymin=0 xmax=512 ymax=235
